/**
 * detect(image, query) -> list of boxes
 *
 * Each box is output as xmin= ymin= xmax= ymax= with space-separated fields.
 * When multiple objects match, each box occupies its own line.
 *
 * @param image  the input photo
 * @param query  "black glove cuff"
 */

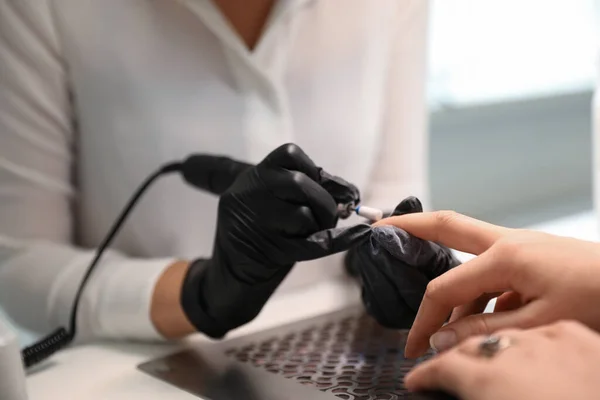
xmin=181 ymin=258 xmax=293 ymax=339
xmin=180 ymin=259 xmax=229 ymax=339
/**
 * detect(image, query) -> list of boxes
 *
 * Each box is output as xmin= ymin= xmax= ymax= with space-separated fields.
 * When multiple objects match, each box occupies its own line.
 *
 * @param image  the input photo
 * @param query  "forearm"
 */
xmin=150 ymin=260 xmax=196 ymax=339
xmin=0 ymin=238 xmax=173 ymax=341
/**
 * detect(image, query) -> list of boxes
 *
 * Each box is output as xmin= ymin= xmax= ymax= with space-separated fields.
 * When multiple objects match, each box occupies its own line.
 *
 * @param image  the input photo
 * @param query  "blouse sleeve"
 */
xmin=0 ymin=0 xmax=172 ymax=342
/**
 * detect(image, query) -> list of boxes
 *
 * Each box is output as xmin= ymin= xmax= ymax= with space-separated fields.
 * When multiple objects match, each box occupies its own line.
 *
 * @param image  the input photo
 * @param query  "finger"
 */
xmin=181 ymin=155 xmax=252 ymax=195
xmin=419 ymin=240 xmax=461 ymax=279
xmin=368 ymin=226 xmax=458 ymax=280
xmin=494 ymin=292 xmax=523 ymax=313
xmin=294 ymin=224 xmax=372 ymax=261
xmin=404 ymin=250 xmax=517 ymax=358
xmin=428 ymin=301 xmax=547 ymax=354
xmin=260 ymin=143 xmax=361 ymax=208
xmin=387 ymin=199 xmax=462 ymax=280
xmin=319 ymin=169 xmax=361 ymax=206
xmin=455 ymin=329 xmax=526 ymax=358
xmin=374 ymin=211 xmax=513 ymax=256
xmin=404 ymin=349 xmax=483 ymax=397
xmin=391 ymin=196 xmax=423 ymax=216
xmin=259 ymin=168 xmax=338 ymax=230
xmin=254 ymin=199 xmax=319 ymax=236
xmin=449 ymin=293 xmax=501 ymax=323
xmin=259 ymin=143 xmax=321 ymax=181
xmin=530 ymin=320 xmax=594 ymax=340
xmin=357 ymin=238 xmax=431 ymax=327
xmin=454 ymin=335 xmax=490 ymax=357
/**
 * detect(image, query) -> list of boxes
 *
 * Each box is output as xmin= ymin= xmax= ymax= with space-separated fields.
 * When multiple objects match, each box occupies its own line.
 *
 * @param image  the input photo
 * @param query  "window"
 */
xmin=427 ymin=0 xmax=600 ymax=226
xmin=428 ymin=0 xmax=599 ymax=107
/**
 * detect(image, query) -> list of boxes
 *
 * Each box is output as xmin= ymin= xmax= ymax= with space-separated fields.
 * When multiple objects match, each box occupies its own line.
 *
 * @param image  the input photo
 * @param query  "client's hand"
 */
xmin=344 ymin=197 xmax=460 ymax=329
xmin=181 ymin=144 xmax=372 ymax=338
xmin=405 ymin=321 xmax=600 ymax=400
xmin=376 ymin=211 xmax=600 ymax=358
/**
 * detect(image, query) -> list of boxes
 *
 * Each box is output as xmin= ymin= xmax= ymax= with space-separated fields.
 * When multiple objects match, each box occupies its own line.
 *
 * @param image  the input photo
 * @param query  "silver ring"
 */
xmin=478 ymin=335 xmax=512 ymax=358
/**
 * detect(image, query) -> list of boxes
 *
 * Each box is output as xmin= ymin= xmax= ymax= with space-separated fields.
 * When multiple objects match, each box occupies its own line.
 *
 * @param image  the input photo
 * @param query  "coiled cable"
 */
xmin=21 ymin=162 xmax=182 ymax=368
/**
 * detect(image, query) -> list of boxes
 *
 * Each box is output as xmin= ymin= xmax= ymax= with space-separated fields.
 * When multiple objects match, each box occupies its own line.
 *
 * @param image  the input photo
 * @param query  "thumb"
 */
xmin=319 ymin=169 xmax=361 ymax=207
xmin=260 ymin=143 xmax=361 ymax=207
xmin=429 ymin=301 xmax=547 ymax=353
xmin=391 ymin=196 xmax=423 ymax=216
xmin=295 ymin=224 xmax=372 ymax=261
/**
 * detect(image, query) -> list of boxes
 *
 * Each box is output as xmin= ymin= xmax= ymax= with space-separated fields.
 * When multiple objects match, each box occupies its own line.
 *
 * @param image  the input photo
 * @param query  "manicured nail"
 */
xmin=430 ymin=330 xmax=457 ymax=352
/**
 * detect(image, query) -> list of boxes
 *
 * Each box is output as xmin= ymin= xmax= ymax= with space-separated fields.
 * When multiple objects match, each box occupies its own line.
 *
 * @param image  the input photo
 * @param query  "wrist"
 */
xmin=150 ymin=260 xmax=197 ymax=339
xmin=180 ymin=258 xmax=229 ymax=339
xmin=181 ymin=257 xmax=293 ymax=339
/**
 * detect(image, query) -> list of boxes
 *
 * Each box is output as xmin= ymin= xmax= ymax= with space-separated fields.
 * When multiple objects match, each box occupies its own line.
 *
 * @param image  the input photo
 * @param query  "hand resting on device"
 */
xmin=345 ymin=197 xmax=461 ymax=329
xmin=405 ymin=320 xmax=600 ymax=400
xmin=180 ymin=144 xmax=372 ymax=339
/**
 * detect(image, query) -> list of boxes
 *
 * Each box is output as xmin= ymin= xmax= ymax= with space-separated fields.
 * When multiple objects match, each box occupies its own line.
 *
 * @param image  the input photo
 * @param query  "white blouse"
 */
xmin=0 ymin=0 xmax=429 ymax=341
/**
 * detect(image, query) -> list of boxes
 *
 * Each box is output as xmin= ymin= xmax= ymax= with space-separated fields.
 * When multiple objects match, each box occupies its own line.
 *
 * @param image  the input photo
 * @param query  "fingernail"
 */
xmin=430 ymin=330 xmax=457 ymax=352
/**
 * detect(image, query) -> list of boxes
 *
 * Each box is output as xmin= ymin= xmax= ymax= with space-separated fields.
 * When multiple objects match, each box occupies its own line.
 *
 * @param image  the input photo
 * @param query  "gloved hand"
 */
xmin=180 ymin=144 xmax=372 ymax=338
xmin=344 ymin=197 xmax=461 ymax=329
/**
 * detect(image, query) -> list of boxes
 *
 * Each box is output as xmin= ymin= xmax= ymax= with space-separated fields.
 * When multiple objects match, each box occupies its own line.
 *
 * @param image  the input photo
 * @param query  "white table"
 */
xmin=26 ymin=211 xmax=599 ymax=400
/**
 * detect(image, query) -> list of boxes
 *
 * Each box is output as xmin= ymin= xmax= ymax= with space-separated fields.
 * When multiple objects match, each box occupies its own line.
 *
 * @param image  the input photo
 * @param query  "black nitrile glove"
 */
xmin=345 ymin=197 xmax=461 ymax=329
xmin=180 ymin=144 xmax=372 ymax=338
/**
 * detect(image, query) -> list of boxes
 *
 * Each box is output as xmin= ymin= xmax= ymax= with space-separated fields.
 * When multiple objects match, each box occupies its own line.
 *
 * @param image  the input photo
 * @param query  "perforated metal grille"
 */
xmin=225 ymin=313 xmax=432 ymax=400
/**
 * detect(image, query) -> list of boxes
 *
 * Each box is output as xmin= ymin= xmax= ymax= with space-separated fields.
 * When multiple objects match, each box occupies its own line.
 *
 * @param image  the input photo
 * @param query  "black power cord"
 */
xmin=21 ymin=161 xmax=182 ymax=368
xmin=20 ymin=152 xmax=256 ymax=368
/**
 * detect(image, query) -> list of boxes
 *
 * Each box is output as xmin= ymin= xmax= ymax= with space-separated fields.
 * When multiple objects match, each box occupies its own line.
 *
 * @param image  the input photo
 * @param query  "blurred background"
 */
xmin=428 ymin=0 xmax=600 ymax=226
